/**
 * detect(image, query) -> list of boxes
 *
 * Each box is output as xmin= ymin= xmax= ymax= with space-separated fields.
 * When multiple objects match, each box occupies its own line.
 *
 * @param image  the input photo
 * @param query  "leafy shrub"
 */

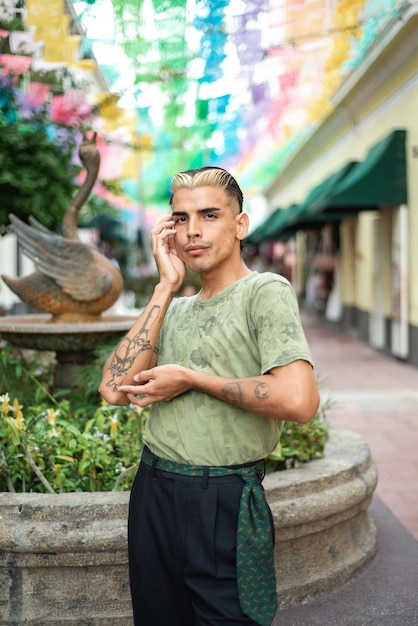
xmin=0 ymin=76 xmax=80 ymax=229
xmin=265 ymin=400 xmax=330 ymax=473
xmin=0 ymin=341 xmax=329 ymax=492
xmin=0 ymin=343 xmax=55 ymax=407
xmin=0 ymin=393 xmax=145 ymax=493
xmin=0 ymin=341 xmax=145 ymax=493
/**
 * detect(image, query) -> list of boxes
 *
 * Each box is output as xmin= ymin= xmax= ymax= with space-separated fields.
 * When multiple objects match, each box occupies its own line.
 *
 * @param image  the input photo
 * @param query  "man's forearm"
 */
xmin=99 ymin=283 xmax=175 ymax=405
xmin=188 ymin=361 xmax=319 ymax=423
xmin=116 ymin=359 xmax=319 ymax=423
xmin=189 ymin=371 xmax=282 ymax=420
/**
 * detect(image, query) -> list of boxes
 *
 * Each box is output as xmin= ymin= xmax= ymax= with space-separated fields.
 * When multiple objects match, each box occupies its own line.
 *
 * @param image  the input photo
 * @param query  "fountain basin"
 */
xmin=0 ymin=313 xmax=138 ymax=392
xmin=0 ymin=314 xmax=137 ymax=352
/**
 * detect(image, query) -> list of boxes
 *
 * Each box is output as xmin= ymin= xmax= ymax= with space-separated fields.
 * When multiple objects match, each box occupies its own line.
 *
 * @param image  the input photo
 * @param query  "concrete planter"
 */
xmin=265 ymin=427 xmax=378 ymax=608
xmin=0 ymin=428 xmax=377 ymax=624
xmin=0 ymin=491 xmax=132 ymax=626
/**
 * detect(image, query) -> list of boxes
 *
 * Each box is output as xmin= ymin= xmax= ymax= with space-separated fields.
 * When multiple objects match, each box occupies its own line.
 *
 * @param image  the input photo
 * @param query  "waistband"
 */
xmin=141 ymin=445 xmax=264 ymax=486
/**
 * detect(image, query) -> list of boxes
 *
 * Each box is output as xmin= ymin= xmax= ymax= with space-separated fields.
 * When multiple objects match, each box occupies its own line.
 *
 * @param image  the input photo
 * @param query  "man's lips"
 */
xmin=184 ymin=244 xmax=209 ymax=254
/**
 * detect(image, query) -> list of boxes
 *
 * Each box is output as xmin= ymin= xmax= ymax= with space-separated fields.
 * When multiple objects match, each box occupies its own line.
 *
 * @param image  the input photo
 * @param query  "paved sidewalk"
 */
xmin=275 ymin=496 xmax=418 ymax=625
xmin=301 ymin=311 xmax=418 ymax=541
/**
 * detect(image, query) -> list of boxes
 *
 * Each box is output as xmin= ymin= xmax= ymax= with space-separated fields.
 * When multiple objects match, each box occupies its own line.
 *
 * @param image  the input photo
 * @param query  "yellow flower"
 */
xmin=110 ymin=415 xmax=118 ymax=435
xmin=15 ymin=410 xmax=24 ymax=430
xmin=55 ymin=455 xmax=74 ymax=463
xmin=47 ymin=408 xmax=56 ymax=425
xmin=12 ymin=397 xmax=22 ymax=412
xmin=53 ymin=464 xmax=61 ymax=474
xmin=1 ymin=393 xmax=10 ymax=415
xmin=9 ymin=398 xmax=24 ymax=429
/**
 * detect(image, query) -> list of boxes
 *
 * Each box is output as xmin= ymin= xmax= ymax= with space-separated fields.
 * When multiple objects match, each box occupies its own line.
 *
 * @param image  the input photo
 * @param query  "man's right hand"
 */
xmin=151 ymin=216 xmax=186 ymax=291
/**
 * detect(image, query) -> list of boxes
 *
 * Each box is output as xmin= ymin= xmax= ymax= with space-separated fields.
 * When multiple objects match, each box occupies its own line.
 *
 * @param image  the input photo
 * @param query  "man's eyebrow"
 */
xmin=171 ymin=207 xmax=222 ymax=216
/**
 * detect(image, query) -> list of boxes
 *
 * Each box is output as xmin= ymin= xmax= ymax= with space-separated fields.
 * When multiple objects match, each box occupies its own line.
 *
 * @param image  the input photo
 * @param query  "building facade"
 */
xmin=262 ymin=3 xmax=418 ymax=366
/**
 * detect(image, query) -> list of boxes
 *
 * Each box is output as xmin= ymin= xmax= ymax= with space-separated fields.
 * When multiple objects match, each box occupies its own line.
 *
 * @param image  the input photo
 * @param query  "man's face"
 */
xmin=170 ymin=185 xmax=246 ymax=275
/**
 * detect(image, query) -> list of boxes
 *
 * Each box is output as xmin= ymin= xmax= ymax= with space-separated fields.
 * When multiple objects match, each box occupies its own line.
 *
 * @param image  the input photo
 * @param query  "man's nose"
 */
xmin=187 ymin=220 xmax=201 ymax=239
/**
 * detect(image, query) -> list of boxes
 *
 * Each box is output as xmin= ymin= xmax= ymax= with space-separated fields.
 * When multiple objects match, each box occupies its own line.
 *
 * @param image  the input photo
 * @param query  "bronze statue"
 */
xmin=1 ymin=133 xmax=123 ymax=323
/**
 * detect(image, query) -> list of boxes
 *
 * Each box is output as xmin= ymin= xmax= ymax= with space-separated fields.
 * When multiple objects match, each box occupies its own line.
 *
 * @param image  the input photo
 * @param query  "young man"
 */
xmin=99 ymin=167 xmax=319 ymax=626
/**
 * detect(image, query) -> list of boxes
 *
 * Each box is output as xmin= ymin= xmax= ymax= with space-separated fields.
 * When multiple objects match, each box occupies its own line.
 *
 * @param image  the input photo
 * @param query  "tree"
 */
xmin=0 ymin=76 xmax=80 ymax=230
xmin=0 ymin=123 xmax=80 ymax=229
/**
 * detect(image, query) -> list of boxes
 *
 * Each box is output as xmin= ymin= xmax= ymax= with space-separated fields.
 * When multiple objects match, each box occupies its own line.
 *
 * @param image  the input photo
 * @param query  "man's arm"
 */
xmin=118 ymin=359 xmax=320 ymax=424
xmin=99 ymin=284 xmax=174 ymax=405
xmin=99 ymin=216 xmax=185 ymax=406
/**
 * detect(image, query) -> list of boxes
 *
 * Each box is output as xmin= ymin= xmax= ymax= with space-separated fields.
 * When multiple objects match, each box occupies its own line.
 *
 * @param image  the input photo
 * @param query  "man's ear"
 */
xmin=236 ymin=212 xmax=249 ymax=240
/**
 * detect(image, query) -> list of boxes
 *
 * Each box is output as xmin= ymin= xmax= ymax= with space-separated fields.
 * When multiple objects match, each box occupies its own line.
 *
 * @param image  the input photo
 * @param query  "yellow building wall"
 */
xmin=353 ymin=213 xmax=375 ymax=311
xmin=381 ymin=209 xmax=394 ymax=318
xmin=269 ymin=44 xmax=418 ymax=325
xmin=340 ymin=220 xmax=356 ymax=306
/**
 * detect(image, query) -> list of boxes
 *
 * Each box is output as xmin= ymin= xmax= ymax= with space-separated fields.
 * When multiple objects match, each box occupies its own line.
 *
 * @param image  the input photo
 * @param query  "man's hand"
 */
xmin=151 ymin=216 xmax=186 ymax=291
xmin=118 ymin=364 xmax=191 ymax=407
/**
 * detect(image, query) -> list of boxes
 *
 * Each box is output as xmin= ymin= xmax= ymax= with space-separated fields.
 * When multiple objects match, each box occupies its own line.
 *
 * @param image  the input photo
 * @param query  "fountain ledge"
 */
xmin=0 ymin=427 xmax=378 ymax=624
xmin=0 ymin=313 xmax=137 ymax=352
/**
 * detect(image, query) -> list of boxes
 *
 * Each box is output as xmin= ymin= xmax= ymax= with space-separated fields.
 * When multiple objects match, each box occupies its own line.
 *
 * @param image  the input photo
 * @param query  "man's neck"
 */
xmin=199 ymin=263 xmax=252 ymax=299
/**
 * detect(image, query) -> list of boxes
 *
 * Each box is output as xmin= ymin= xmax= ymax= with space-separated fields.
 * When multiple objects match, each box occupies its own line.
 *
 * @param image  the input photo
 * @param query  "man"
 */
xmin=99 ymin=166 xmax=319 ymax=626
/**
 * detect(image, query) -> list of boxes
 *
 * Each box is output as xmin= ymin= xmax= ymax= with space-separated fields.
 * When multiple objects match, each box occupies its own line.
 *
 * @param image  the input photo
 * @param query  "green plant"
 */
xmin=0 ymin=392 xmax=145 ymax=493
xmin=0 ymin=121 xmax=79 ymax=228
xmin=0 ymin=16 xmax=25 ymax=32
xmin=265 ymin=398 xmax=330 ymax=472
xmin=0 ymin=340 xmax=145 ymax=493
xmin=0 ymin=340 xmax=329 ymax=492
xmin=0 ymin=343 xmax=55 ymax=406
xmin=123 ymin=274 xmax=160 ymax=309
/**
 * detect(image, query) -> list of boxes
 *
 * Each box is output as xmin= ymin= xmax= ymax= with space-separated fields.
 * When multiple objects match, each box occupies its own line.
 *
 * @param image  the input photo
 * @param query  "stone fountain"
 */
xmin=0 ymin=313 xmax=135 ymax=391
xmin=0 ymin=132 xmax=136 ymax=391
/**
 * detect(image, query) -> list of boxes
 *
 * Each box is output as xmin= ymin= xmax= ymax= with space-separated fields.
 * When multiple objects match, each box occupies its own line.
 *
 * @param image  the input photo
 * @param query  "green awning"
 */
xmin=270 ymin=161 xmax=358 ymax=238
xmin=250 ymin=128 xmax=407 ymax=242
xmin=299 ymin=161 xmax=358 ymax=211
xmin=312 ymin=129 xmax=407 ymax=212
xmin=275 ymin=209 xmax=353 ymax=237
xmin=267 ymin=204 xmax=300 ymax=239
xmin=246 ymin=207 xmax=284 ymax=245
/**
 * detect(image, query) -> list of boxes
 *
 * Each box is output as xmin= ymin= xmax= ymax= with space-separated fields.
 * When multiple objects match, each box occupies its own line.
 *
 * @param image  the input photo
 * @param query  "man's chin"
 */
xmin=185 ymin=259 xmax=210 ymax=274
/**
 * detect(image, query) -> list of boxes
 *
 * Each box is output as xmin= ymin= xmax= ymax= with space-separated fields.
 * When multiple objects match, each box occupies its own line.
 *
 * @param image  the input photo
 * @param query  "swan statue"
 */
xmin=1 ymin=132 xmax=124 ymax=323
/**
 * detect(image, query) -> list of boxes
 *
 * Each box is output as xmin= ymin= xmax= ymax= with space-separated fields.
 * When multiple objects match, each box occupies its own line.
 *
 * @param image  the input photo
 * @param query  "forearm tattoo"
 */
xmin=222 ymin=382 xmax=243 ymax=404
xmin=106 ymin=306 xmax=160 ymax=391
xmin=221 ymin=381 xmax=270 ymax=406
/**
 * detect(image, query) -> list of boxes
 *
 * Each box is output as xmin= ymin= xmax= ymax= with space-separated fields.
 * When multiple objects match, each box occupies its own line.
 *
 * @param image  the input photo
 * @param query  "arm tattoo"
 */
xmin=221 ymin=382 xmax=243 ymax=404
xmin=106 ymin=305 xmax=161 ymax=391
xmin=221 ymin=381 xmax=270 ymax=406
xmin=254 ymin=382 xmax=270 ymax=400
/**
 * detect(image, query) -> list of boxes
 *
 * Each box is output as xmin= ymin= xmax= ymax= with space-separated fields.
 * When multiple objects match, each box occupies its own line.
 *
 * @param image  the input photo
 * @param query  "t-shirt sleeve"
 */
xmin=249 ymin=274 xmax=314 ymax=374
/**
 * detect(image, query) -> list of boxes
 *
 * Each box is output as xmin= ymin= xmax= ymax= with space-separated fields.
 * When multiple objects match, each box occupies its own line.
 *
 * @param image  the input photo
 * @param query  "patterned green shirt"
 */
xmin=143 ymin=272 xmax=314 ymax=465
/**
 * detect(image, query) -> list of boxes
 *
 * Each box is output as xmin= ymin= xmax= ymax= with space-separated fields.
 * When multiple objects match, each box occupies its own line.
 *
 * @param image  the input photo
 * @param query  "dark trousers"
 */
xmin=128 ymin=457 xmax=271 ymax=626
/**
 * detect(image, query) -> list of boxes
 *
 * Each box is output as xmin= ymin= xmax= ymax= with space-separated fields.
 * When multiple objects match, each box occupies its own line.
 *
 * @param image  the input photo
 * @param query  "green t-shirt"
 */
xmin=143 ymin=272 xmax=314 ymax=465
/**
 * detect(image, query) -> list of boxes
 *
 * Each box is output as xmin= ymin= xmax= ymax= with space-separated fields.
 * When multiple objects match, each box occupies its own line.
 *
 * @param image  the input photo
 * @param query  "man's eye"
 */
xmin=174 ymin=216 xmax=187 ymax=224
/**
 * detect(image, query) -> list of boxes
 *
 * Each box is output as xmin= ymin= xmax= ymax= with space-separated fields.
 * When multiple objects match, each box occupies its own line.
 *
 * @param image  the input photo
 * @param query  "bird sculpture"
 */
xmin=1 ymin=132 xmax=124 ymax=323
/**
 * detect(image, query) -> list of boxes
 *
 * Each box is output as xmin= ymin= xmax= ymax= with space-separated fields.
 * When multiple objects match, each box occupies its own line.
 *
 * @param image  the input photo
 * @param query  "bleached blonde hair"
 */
xmin=170 ymin=167 xmax=243 ymax=214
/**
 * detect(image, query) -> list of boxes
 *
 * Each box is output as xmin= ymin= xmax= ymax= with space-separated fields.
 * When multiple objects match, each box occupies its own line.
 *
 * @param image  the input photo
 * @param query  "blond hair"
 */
xmin=170 ymin=167 xmax=243 ymax=213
